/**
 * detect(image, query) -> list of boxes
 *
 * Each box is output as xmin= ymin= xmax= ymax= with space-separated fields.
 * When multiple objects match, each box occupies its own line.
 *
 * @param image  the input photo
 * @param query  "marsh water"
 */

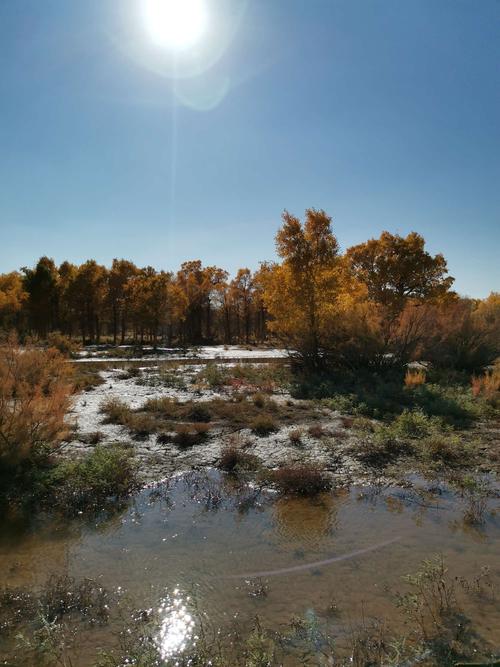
xmin=1 ymin=471 xmax=499 ymax=665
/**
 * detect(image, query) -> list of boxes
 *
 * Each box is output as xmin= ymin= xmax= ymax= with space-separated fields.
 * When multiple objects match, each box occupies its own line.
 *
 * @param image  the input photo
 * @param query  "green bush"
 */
xmin=47 ymin=445 xmax=138 ymax=514
xmin=194 ymin=363 xmax=229 ymax=388
xmin=420 ymin=433 xmax=471 ymax=464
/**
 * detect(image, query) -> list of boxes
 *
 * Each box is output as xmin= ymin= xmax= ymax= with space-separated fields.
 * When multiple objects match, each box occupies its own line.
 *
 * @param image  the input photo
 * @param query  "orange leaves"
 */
xmin=0 ymin=337 xmax=73 ymax=467
xmin=346 ymin=231 xmax=454 ymax=316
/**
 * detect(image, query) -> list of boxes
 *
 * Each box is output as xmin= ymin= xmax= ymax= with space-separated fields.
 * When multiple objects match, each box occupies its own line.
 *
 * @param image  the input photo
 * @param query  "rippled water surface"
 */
xmin=1 ymin=471 xmax=499 ymax=664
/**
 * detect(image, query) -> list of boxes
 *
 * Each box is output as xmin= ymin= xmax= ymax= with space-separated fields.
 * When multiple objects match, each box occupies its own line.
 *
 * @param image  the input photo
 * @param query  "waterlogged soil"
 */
xmin=0 ymin=470 xmax=499 ymax=666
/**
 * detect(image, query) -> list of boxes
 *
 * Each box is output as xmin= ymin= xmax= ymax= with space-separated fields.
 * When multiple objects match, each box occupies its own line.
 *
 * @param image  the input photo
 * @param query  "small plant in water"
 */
xmin=271 ymin=464 xmax=331 ymax=496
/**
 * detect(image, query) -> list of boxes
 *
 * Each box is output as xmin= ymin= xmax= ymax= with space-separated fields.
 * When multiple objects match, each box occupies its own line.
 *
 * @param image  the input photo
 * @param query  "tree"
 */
xmin=67 ymin=261 xmax=108 ymax=344
xmin=230 ymin=268 xmax=253 ymax=343
xmin=346 ymin=232 xmax=454 ymax=359
xmin=22 ymin=257 xmax=60 ymax=337
xmin=108 ymin=259 xmax=139 ymax=344
xmin=346 ymin=232 xmax=454 ymax=316
xmin=262 ymin=209 xmax=341 ymax=369
xmin=203 ymin=266 xmax=228 ymax=342
xmin=127 ymin=270 xmax=172 ymax=344
xmin=0 ymin=272 xmax=27 ymax=332
xmin=58 ymin=261 xmax=78 ymax=337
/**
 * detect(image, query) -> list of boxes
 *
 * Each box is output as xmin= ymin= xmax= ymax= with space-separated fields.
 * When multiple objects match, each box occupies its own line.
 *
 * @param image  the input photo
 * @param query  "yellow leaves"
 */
xmin=346 ymin=231 xmax=454 ymax=314
xmin=0 ymin=272 xmax=27 ymax=320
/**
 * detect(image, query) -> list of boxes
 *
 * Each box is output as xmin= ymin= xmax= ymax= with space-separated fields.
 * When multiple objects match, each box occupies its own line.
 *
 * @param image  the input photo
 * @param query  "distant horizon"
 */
xmin=1 ymin=0 xmax=499 ymax=298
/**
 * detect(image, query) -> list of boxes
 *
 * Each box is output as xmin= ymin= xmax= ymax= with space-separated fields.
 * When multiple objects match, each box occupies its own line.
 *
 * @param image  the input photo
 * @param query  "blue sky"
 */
xmin=0 ymin=0 xmax=498 ymax=297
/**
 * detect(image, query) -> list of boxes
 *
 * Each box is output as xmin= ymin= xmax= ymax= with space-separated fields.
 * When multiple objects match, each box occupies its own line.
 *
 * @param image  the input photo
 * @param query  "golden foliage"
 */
xmin=0 ymin=337 xmax=73 ymax=467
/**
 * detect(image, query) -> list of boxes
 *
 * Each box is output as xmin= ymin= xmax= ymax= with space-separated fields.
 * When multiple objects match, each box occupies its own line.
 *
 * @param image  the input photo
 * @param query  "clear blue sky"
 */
xmin=0 ymin=0 xmax=498 ymax=297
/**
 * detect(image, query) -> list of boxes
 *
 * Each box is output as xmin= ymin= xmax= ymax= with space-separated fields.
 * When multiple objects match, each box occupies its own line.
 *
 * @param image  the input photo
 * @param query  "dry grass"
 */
xmin=218 ymin=446 xmax=259 ymax=472
xmin=103 ymin=394 xmax=317 ymax=442
xmin=288 ymin=429 xmax=303 ymax=445
xmin=72 ymin=364 xmax=105 ymax=392
xmin=251 ymin=414 xmax=278 ymax=436
xmin=100 ymin=398 xmax=132 ymax=424
xmin=173 ymin=423 xmax=210 ymax=448
xmin=471 ymin=365 xmax=500 ymax=402
xmin=404 ymin=369 xmax=426 ymax=388
xmin=79 ymin=431 xmax=104 ymax=445
xmin=0 ymin=337 xmax=73 ymax=469
xmin=252 ymin=392 xmax=266 ymax=408
xmin=308 ymin=424 xmax=326 ymax=439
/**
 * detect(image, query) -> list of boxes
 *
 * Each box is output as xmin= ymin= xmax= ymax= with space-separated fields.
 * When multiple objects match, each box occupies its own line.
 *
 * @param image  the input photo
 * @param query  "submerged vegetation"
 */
xmin=1 ymin=553 xmax=497 ymax=666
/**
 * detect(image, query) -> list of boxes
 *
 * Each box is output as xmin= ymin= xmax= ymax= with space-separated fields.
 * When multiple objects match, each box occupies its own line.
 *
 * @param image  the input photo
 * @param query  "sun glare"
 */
xmin=143 ymin=0 xmax=208 ymax=51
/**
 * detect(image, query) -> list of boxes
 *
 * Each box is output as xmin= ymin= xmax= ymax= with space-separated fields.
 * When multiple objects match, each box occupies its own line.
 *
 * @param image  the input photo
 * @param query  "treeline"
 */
xmin=0 ymin=208 xmax=498 ymax=370
xmin=0 ymin=259 xmax=267 ymax=346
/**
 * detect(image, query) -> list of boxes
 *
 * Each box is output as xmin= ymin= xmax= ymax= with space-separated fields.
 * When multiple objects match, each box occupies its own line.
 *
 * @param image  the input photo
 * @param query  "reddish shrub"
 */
xmin=271 ymin=465 xmax=331 ymax=496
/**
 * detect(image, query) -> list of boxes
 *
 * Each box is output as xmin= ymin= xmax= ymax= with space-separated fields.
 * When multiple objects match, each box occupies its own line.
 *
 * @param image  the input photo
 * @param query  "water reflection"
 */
xmin=273 ymin=491 xmax=345 ymax=546
xmin=156 ymin=588 xmax=195 ymax=659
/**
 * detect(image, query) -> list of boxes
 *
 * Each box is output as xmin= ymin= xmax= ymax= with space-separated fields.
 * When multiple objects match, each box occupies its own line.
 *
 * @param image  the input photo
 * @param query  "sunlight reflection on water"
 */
xmin=156 ymin=588 xmax=195 ymax=660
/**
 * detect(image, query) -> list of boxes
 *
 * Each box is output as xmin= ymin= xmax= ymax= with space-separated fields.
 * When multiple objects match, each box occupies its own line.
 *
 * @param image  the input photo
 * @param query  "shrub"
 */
xmin=252 ymin=392 xmax=266 ymax=408
xmin=230 ymin=363 xmax=291 ymax=392
xmin=271 ymin=465 xmax=331 ymax=496
xmin=46 ymin=332 xmax=80 ymax=357
xmin=390 ymin=409 xmax=440 ymax=439
xmin=308 ymin=424 xmax=325 ymax=439
xmin=172 ymin=424 xmax=208 ymax=448
xmin=72 ymin=365 xmax=105 ymax=392
xmin=124 ymin=413 xmax=157 ymax=439
xmin=193 ymin=422 xmax=210 ymax=435
xmin=187 ymin=404 xmax=212 ymax=422
xmin=0 ymin=338 xmax=73 ymax=470
xmin=356 ymin=434 xmax=403 ymax=465
xmin=218 ymin=446 xmax=259 ymax=472
xmin=156 ymin=432 xmax=172 ymax=445
xmin=405 ymin=369 xmax=426 ymax=388
xmin=80 ymin=431 xmax=103 ymax=445
xmin=195 ymin=363 xmax=228 ymax=388
xmin=250 ymin=415 xmax=278 ymax=436
xmin=49 ymin=445 xmax=138 ymax=514
xmin=143 ymin=396 xmax=180 ymax=416
xmin=119 ymin=365 xmax=141 ymax=380
xmin=421 ymin=434 xmax=469 ymax=464
xmin=100 ymin=398 xmax=131 ymax=425
xmin=471 ymin=363 xmax=500 ymax=403
xmin=288 ymin=429 xmax=303 ymax=445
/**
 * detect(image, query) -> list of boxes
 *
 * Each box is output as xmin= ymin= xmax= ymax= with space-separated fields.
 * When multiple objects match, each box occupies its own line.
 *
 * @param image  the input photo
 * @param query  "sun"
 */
xmin=143 ymin=0 xmax=208 ymax=51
